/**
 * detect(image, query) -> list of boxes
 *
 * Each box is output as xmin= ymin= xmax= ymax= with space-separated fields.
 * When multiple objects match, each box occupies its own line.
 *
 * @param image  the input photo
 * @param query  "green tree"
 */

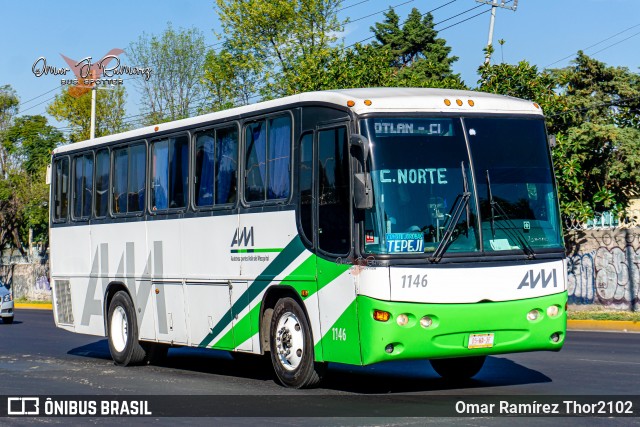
xmin=2 ymin=115 xmax=64 ymax=249
xmin=477 ymin=60 xmax=569 ymax=134
xmin=552 ymin=51 xmax=640 ymax=130
xmin=213 ymin=0 xmax=344 ymax=99
xmin=128 ymin=24 xmax=211 ymax=122
xmin=371 ymin=8 xmax=464 ymax=88
xmin=47 ymin=86 xmax=128 ymax=142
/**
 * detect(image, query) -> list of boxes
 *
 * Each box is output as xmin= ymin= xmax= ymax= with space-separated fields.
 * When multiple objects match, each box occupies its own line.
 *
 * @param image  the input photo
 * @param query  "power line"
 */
xmin=17 ymin=85 xmax=62 ymax=108
xmin=590 ymin=29 xmax=640 ymax=57
xmin=547 ymin=95 xmax=640 ymax=118
xmin=545 ymin=22 xmax=640 ymax=68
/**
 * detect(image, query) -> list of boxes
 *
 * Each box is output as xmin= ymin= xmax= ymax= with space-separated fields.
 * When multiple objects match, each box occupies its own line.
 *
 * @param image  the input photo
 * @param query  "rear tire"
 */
xmin=430 ymin=356 xmax=486 ymax=380
xmin=107 ymin=291 xmax=146 ymax=366
xmin=269 ymin=297 xmax=324 ymax=388
xmin=141 ymin=342 xmax=169 ymax=365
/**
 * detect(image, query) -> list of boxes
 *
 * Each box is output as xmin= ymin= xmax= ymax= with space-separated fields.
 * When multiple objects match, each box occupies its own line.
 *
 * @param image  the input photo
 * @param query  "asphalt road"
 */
xmin=1 ymin=309 xmax=639 ymax=425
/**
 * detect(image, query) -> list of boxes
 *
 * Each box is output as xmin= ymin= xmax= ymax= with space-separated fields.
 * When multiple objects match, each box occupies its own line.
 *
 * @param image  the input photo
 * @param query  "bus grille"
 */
xmin=54 ymin=280 xmax=74 ymax=325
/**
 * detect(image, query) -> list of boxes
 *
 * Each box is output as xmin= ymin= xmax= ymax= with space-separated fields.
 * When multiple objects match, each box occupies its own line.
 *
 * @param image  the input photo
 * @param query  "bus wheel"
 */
xmin=141 ymin=342 xmax=169 ymax=365
xmin=430 ymin=356 xmax=486 ymax=380
xmin=107 ymin=291 xmax=146 ymax=366
xmin=269 ymin=297 xmax=323 ymax=388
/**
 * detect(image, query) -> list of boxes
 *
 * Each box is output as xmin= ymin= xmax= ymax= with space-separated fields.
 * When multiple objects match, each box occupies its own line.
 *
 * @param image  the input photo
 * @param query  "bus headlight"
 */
xmin=396 ymin=314 xmax=409 ymax=326
xmin=420 ymin=316 xmax=433 ymax=328
xmin=547 ymin=305 xmax=560 ymax=317
xmin=527 ymin=309 xmax=541 ymax=321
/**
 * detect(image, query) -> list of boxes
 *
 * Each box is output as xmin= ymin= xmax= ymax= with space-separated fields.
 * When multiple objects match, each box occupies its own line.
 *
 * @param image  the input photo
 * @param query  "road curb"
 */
xmin=567 ymin=319 xmax=640 ymax=332
xmin=15 ymin=303 xmax=53 ymax=310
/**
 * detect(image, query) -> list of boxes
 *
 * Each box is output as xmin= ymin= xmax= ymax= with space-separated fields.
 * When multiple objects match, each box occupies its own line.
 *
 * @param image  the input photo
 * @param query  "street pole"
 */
xmin=90 ymin=85 xmax=96 ymax=140
xmin=485 ymin=4 xmax=497 ymax=64
xmin=476 ymin=0 xmax=519 ymax=64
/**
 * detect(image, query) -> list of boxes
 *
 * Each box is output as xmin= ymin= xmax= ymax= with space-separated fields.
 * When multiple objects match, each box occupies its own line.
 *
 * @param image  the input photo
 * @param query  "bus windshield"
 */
xmin=360 ymin=116 xmax=563 ymax=256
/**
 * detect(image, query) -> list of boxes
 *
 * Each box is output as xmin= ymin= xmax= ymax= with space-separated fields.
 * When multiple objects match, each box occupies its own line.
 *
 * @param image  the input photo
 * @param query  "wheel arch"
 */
xmin=103 ymin=281 xmax=131 ymax=336
xmin=259 ymin=285 xmax=314 ymax=355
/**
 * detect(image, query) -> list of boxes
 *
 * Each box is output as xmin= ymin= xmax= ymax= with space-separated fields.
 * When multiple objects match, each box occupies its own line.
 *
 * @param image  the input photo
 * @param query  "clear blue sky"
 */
xmin=1 ymin=0 xmax=639 ymax=132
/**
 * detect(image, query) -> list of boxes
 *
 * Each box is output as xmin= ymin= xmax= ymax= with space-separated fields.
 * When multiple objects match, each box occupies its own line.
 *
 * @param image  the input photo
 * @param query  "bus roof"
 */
xmin=53 ymin=87 xmax=543 ymax=155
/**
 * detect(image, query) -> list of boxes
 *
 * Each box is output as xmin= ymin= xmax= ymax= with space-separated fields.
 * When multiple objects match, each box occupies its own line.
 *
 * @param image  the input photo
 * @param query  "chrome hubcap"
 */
xmin=275 ymin=312 xmax=304 ymax=371
xmin=111 ymin=306 xmax=128 ymax=352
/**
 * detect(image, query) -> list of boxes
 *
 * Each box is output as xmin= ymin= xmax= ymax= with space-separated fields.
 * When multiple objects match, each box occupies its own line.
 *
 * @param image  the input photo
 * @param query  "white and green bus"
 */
xmin=50 ymin=88 xmax=566 ymax=388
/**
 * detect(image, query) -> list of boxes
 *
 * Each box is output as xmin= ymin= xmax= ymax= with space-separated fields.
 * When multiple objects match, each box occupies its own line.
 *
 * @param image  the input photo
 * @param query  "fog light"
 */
xmin=547 ymin=305 xmax=560 ymax=317
xmin=397 ymin=314 xmax=409 ymax=326
xmin=527 ymin=309 xmax=540 ymax=321
xmin=385 ymin=344 xmax=394 ymax=354
xmin=420 ymin=316 xmax=433 ymax=328
xmin=550 ymin=332 xmax=561 ymax=343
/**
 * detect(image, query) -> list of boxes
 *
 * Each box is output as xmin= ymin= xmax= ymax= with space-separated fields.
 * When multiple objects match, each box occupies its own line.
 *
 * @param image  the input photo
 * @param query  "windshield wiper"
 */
xmin=485 ymin=170 xmax=536 ymax=259
xmin=429 ymin=192 xmax=471 ymax=263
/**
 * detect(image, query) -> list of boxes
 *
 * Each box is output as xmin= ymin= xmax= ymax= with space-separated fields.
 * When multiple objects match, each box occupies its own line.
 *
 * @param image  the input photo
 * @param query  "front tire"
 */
xmin=107 ymin=291 xmax=146 ymax=366
xmin=269 ymin=297 xmax=323 ymax=388
xmin=430 ymin=356 xmax=486 ymax=380
xmin=2 ymin=316 xmax=13 ymax=324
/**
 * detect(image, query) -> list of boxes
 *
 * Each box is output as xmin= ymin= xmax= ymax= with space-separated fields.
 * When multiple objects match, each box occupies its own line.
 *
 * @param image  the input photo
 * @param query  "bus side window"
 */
xmin=317 ymin=127 xmax=350 ymax=254
xmin=73 ymin=153 xmax=93 ymax=220
xmin=244 ymin=115 xmax=291 ymax=203
xmin=53 ymin=157 xmax=70 ymax=221
xmin=128 ymin=143 xmax=146 ymax=212
xmin=299 ymin=132 xmax=313 ymax=244
xmin=94 ymin=149 xmax=109 ymax=218
xmin=151 ymin=135 xmax=188 ymax=211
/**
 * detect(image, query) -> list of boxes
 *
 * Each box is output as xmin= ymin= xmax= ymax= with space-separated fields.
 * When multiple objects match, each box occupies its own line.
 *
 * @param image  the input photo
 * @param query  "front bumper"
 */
xmin=358 ymin=292 xmax=567 ymax=365
xmin=1 ymin=300 xmax=14 ymax=318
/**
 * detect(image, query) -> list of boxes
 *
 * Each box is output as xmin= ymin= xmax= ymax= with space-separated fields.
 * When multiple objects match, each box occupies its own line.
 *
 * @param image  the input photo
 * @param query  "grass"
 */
xmin=14 ymin=298 xmax=52 ymax=305
xmin=567 ymin=308 xmax=640 ymax=321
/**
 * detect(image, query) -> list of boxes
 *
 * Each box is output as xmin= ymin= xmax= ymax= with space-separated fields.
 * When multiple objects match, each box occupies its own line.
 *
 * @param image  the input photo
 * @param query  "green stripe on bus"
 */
xmin=230 ymin=248 xmax=284 ymax=253
xmin=211 ymin=254 xmax=351 ymax=354
xmin=198 ymin=235 xmax=306 ymax=348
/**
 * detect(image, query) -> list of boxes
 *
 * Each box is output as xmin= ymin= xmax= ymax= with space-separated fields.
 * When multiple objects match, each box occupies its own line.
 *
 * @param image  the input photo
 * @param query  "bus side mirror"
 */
xmin=349 ymin=134 xmax=370 ymax=164
xmin=548 ymin=134 xmax=556 ymax=148
xmin=350 ymin=134 xmax=373 ymax=210
xmin=354 ymin=172 xmax=373 ymax=210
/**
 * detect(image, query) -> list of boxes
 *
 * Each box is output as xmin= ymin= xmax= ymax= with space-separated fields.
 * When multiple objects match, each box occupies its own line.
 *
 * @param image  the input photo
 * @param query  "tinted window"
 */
xmin=151 ymin=135 xmax=189 ymax=211
xmin=466 ymin=117 xmax=562 ymax=251
xmin=244 ymin=116 xmax=291 ymax=202
xmin=299 ymin=133 xmax=313 ymax=244
xmin=129 ymin=144 xmax=146 ymax=212
xmin=318 ymin=127 xmax=350 ymax=254
xmin=195 ymin=126 xmax=238 ymax=207
xmin=53 ymin=157 xmax=69 ymax=221
xmin=94 ymin=149 xmax=109 ymax=217
xmin=73 ymin=153 xmax=93 ymax=220
xmin=112 ymin=143 xmax=146 ymax=214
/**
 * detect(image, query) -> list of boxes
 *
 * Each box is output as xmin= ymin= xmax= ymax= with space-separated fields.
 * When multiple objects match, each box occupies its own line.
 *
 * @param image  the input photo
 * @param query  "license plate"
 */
xmin=468 ymin=333 xmax=494 ymax=349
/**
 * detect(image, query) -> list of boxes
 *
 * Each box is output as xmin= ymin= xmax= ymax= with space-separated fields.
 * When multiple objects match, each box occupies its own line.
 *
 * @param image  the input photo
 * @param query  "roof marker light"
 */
xmin=444 ymin=99 xmax=451 ymax=106
xmin=364 ymin=99 xmax=372 ymax=106
xmin=154 ymin=126 xmax=160 ymax=132
xmin=468 ymin=100 xmax=475 ymax=107
xmin=533 ymin=103 xmax=540 ymax=109
xmin=456 ymin=99 xmax=463 ymax=106
xmin=347 ymin=100 xmax=355 ymax=107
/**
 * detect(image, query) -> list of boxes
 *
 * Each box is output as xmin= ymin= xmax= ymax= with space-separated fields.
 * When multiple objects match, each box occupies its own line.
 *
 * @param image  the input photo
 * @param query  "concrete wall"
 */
xmin=566 ymin=228 xmax=640 ymax=311
xmin=0 ymin=250 xmax=50 ymax=301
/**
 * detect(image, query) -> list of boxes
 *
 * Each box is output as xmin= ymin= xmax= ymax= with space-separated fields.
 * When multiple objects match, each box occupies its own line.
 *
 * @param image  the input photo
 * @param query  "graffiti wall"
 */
xmin=0 ymin=250 xmax=50 ymax=301
xmin=566 ymin=229 xmax=640 ymax=311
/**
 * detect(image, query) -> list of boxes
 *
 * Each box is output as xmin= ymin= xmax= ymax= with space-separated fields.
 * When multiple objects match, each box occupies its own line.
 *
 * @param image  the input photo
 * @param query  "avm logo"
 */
xmin=517 ymin=269 xmax=557 ymax=289
xmin=231 ymin=226 xmax=254 ymax=248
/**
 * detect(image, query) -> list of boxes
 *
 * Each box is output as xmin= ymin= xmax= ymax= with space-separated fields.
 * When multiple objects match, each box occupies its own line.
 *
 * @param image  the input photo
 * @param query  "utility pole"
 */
xmin=476 ymin=0 xmax=518 ymax=64
xmin=90 ymin=84 xmax=97 ymax=140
